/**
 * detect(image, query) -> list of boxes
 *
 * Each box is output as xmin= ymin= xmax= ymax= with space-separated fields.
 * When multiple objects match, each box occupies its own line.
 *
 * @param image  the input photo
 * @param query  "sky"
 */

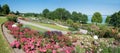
xmin=0 ymin=0 xmax=120 ymax=15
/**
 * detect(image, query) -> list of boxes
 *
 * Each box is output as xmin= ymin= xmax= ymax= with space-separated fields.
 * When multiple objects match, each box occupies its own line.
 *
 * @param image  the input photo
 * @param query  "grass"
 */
xmin=0 ymin=17 xmax=13 ymax=53
xmin=24 ymin=24 xmax=47 ymax=32
xmin=32 ymin=21 xmax=70 ymax=31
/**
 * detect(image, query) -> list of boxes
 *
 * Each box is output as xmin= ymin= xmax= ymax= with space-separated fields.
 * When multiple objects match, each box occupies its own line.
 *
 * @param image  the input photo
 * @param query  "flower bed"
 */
xmin=4 ymin=21 xmax=120 ymax=53
xmin=4 ymin=21 xmax=75 ymax=53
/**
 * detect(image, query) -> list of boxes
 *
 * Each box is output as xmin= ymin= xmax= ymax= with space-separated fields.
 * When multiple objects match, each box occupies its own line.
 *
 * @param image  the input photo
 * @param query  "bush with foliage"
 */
xmin=7 ymin=15 xmax=17 ymax=22
xmin=69 ymin=23 xmax=80 ymax=31
xmin=109 ymin=11 xmax=120 ymax=27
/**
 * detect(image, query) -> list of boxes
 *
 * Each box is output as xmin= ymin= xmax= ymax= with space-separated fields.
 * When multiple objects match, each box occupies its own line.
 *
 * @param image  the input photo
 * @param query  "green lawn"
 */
xmin=24 ymin=24 xmax=46 ymax=32
xmin=0 ymin=17 xmax=13 ymax=53
xmin=31 ymin=21 xmax=70 ymax=31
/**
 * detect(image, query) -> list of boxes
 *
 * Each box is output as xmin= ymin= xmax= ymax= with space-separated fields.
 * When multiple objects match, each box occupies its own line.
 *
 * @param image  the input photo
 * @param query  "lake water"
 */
xmin=87 ymin=15 xmax=107 ymax=24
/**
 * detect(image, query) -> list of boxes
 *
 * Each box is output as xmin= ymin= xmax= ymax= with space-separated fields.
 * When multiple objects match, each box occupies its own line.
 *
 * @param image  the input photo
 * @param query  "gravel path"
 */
xmin=2 ymin=25 xmax=25 ymax=53
xmin=18 ymin=19 xmax=68 ymax=34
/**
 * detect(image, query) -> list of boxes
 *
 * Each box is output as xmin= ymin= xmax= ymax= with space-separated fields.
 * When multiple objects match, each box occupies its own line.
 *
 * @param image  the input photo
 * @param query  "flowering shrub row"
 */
xmin=5 ymin=21 xmax=76 ymax=53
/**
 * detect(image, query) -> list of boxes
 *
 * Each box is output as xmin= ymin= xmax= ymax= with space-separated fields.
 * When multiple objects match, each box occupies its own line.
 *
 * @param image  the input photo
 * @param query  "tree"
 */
xmin=82 ymin=14 xmax=88 ymax=24
xmin=109 ymin=11 xmax=120 ymax=27
xmin=42 ymin=9 xmax=49 ymax=18
xmin=72 ymin=11 xmax=80 ymax=22
xmin=15 ymin=11 xmax=20 ymax=15
xmin=2 ymin=4 xmax=10 ymax=15
xmin=66 ymin=19 xmax=73 ymax=25
xmin=0 ymin=5 xmax=2 ymax=15
xmin=10 ymin=11 xmax=15 ymax=14
xmin=72 ymin=11 xmax=88 ymax=24
xmin=53 ymin=8 xmax=71 ymax=20
xmin=91 ymin=12 xmax=102 ymax=23
xmin=105 ymin=16 xmax=111 ymax=23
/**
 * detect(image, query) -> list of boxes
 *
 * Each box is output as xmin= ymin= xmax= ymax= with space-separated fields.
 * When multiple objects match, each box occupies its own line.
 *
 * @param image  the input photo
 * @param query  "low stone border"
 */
xmin=1 ymin=24 xmax=25 ymax=53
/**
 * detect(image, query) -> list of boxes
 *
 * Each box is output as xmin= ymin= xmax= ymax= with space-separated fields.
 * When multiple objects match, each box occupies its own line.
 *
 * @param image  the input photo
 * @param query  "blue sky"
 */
xmin=0 ymin=0 xmax=120 ymax=15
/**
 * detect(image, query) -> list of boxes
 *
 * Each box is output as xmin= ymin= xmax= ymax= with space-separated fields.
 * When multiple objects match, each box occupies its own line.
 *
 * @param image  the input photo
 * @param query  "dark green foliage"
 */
xmin=71 ymin=11 xmax=88 ymax=24
xmin=42 ymin=9 xmax=49 ymax=18
xmin=2 ymin=4 xmax=10 ymax=15
xmin=7 ymin=16 xmax=17 ymax=22
xmin=15 ymin=11 xmax=20 ymax=15
xmin=10 ymin=11 xmax=15 ymax=14
xmin=91 ymin=12 xmax=102 ymax=23
xmin=0 ymin=5 xmax=2 ymax=15
xmin=82 ymin=14 xmax=88 ymax=24
xmin=105 ymin=16 xmax=111 ymax=23
xmin=53 ymin=8 xmax=71 ymax=20
xmin=42 ymin=8 xmax=88 ymax=24
xmin=24 ymin=13 xmax=38 ymax=17
xmin=109 ymin=11 xmax=120 ymax=27
xmin=66 ymin=19 xmax=73 ymax=25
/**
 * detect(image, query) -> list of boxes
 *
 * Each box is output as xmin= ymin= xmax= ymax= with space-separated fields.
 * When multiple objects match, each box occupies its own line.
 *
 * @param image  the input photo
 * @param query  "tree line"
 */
xmin=0 ymin=4 xmax=120 ymax=27
xmin=0 ymin=4 xmax=10 ymax=15
xmin=0 ymin=4 xmax=20 ymax=15
xmin=42 ymin=8 xmax=88 ymax=24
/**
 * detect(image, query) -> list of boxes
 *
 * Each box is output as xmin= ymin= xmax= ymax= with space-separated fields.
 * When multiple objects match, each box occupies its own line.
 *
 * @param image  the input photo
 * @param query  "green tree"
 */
xmin=72 ymin=11 xmax=79 ymax=22
xmin=105 ymin=16 xmax=111 ymax=23
xmin=66 ymin=19 xmax=73 ymax=25
xmin=72 ymin=11 xmax=88 ymax=24
xmin=91 ymin=12 xmax=102 ymax=23
xmin=42 ymin=9 xmax=49 ymax=18
xmin=2 ymin=4 xmax=10 ymax=15
xmin=81 ymin=14 xmax=88 ymax=24
xmin=46 ymin=11 xmax=56 ymax=20
xmin=109 ymin=11 xmax=120 ymax=27
xmin=10 ymin=11 xmax=15 ymax=14
xmin=15 ymin=11 xmax=20 ymax=15
xmin=0 ymin=5 xmax=2 ymax=15
xmin=53 ymin=8 xmax=71 ymax=20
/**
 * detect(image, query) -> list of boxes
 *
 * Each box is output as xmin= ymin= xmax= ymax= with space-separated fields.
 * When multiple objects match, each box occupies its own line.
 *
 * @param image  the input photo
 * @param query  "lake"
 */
xmin=87 ymin=15 xmax=107 ymax=24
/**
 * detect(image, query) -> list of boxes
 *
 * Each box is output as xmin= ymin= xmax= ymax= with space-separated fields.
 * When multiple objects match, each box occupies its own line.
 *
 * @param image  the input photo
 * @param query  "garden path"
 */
xmin=18 ymin=19 xmax=68 ymax=34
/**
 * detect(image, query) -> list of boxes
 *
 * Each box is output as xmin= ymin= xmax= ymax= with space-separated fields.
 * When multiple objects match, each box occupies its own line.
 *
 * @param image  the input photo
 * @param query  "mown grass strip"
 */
xmin=0 ymin=17 xmax=13 ymax=53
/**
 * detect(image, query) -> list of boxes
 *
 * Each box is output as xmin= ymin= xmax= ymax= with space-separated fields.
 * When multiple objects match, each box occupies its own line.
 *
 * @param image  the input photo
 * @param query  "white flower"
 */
xmin=93 ymin=35 xmax=98 ymax=40
xmin=12 ymin=24 xmax=17 ymax=27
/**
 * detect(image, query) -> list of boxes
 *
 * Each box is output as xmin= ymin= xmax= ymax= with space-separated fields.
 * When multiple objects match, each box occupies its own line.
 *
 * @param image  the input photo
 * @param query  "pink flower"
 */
xmin=54 ymin=44 xmax=60 ymax=49
xmin=65 ymin=50 xmax=70 ymax=53
xmin=10 ymin=40 xmax=20 ymax=48
xmin=30 ymin=44 xmax=34 ymax=49
xmin=46 ymin=44 xmax=51 ymax=49
xmin=10 ymin=42 xmax=15 ymax=47
xmin=36 ymin=41 xmax=40 ymax=47
xmin=52 ymin=50 xmax=56 ymax=53
xmin=39 ymin=47 xmax=47 ymax=52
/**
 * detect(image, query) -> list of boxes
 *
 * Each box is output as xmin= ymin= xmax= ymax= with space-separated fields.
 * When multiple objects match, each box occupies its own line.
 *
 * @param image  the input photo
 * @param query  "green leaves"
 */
xmin=109 ymin=11 xmax=120 ymax=27
xmin=2 ymin=4 xmax=10 ymax=15
xmin=91 ymin=12 xmax=102 ymax=23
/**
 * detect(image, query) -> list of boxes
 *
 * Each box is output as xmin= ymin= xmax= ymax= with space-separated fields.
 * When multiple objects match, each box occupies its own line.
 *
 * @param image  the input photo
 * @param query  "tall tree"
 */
xmin=82 ymin=14 xmax=88 ymax=24
xmin=53 ymin=8 xmax=70 ymax=20
xmin=91 ymin=12 xmax=102 ymax=23
xmin=42 ymin=9 xmax=49 ymax=18
xmin=10 ymin=11 xmax=15 ymax=14
xmin=105 ymin=16 xmax=111 ymax=23
xmin=109 ymin=11 xmax=120 ymax=27
xmin=0 ymin=5 xmax=2 ymax=15
xmin=15 ymin=11 xmax=20 ymax=15
xmin=72 ymin=11 xmax=79 ymax=22
xmin=72 ymin=11 xmax=88 ymax=23
xmin=2 ymin=4 xmax=10 ymax=15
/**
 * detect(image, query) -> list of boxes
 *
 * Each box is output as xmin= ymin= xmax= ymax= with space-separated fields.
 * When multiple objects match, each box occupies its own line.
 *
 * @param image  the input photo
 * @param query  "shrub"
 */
xmin=7 ymin=16 xmax=17 ymax=22
xmin=75 ymin=45 xmax=85 ymax=53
